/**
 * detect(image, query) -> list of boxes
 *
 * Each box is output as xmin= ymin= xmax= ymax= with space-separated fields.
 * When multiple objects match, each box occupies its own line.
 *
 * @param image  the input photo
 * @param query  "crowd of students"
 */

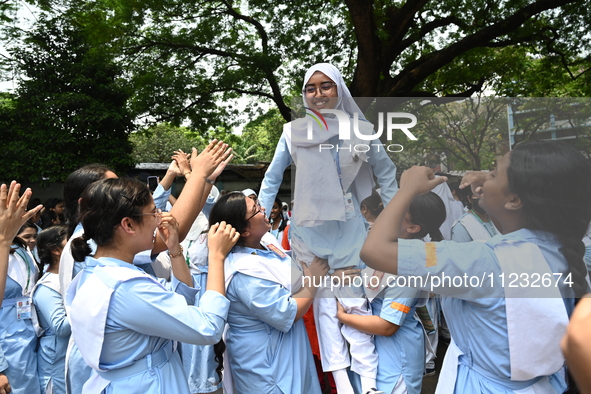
xmin=1 ymin=62 xmax=591 ymax=394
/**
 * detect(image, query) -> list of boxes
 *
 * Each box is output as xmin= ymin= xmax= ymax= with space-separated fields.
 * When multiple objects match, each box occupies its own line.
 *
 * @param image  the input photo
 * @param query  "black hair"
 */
xmin=18 ymin=221 xmax=38 ymax=235
xmin=70 ymin=178 xmax=151 ymax=262
xmin=408 ymin=192 xmax=446 ymax=242
xmin=212 ymin=340 xmax=225 ymax=385
xmin=12 ymin=222 xmax=35 ymax=251
xmin=271 ymin=196 xmax=287 ymax=232
xmin=37 ymin=225 xmax=68 ymax=270
xmin=40 ymin=210 xmax=59 ymax=229
xmin=207 ymin=193 xmax=250 ymax=383
xmin=63 ymin=164 xmax=115 ymax=237
xmin=361 ymin=190 xmax=384 ymax=218
xmin=17 ymin=221 xmax=41 ymax=271
xmin=508 ymin=141 xmax=591 ymax=298
xmin=209 ymin=192 xmax=249 ymax=246
xmin=44 ymin=197 xmax=63 ymax=210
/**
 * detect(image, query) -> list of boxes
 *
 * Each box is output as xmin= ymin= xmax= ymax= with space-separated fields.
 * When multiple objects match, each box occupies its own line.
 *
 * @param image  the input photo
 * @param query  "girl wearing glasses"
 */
xmin=66 ymin=177 xmax=239 ymax=394
xmin=259 ymin=63 xmax=398 ymax=394
xmin=209 ymin=192 xmax=329 ymax=393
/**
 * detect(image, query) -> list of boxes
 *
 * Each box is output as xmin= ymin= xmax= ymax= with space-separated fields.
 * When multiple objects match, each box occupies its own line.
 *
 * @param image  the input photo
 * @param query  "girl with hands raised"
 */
xmin=0 ymin=182 xmax=44 ymax=394
xmin=208 ymin=192 xmax=325 ymax=393
xmin=66 ymin=178 xmax=235 ymax=394
xmin=361 ymin=142 xmax=591 ymax=393
xmin=0 ymin=182 xmax=42 ymax=299
xmin=206 ymin=221 xmax=240 ymax=296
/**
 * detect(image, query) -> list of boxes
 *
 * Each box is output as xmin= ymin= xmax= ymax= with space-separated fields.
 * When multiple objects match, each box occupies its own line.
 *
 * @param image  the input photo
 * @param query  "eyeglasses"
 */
xmin=137 ymin=208 xmax=163 ymax=225
xmin=246 ymin=200 xmax=263 ymax=221
xmin=303 ymin=82 xmax=336 ymax=96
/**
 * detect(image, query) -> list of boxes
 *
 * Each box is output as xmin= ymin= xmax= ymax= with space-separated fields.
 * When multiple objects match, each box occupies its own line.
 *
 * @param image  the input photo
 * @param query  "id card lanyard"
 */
xmin=14 ymin=248 xmax=33 ymax=320
xmin=334 ymin=142 xmax=355 ymax=220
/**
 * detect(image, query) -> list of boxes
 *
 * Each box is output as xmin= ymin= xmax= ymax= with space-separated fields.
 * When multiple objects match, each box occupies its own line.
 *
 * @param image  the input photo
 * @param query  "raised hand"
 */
xmin=400 ymin=166 xmax=447 ymax=196
xmin=209 ymin=153 xmax=234 ymax=181
xmin=172 ymin=149 xmax=191 ymax=176
xmin=190 ymin=140 xmax=233 ymax=179
xmin=459 ymin=171 xmax=488 ymax=197
xmin=208 ymin=221 xmax=240 ymax=258
xmin=157 ymin=212 xmax=181 ymax=253
xmin=0 ymin=182 xmax=43 ymax=244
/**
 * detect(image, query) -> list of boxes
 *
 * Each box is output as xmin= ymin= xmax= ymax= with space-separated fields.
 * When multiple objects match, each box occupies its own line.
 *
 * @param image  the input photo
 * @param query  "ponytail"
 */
xmin=212 ymin=340 xmax=226 ymax=384
xmin=508 ymin=141 xmax=591 ymax=298
xmin=408 ymin=192 xmax=447 ymax=242
xmin=71 ymin=235 xmax=92 ymax=263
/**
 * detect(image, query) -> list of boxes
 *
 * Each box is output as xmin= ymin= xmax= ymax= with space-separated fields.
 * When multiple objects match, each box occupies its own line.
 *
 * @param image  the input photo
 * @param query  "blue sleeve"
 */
xmin=259 ymin=133 xmax=292 ymax=215
xmin=33 ymin=285 xmax=71 ymax=337
xmin=132 ymin=249 xmax=156 ymax=267
xmin=230 ymin=273 xmax=297 ymax=333
xmin=201 ymin=191 xmax=218 ymax=219
xmin=109 ymin=279 xmax=229 ymax=345
xmin=0 ymin=345 xmax=7 ymax=372
xmin=398 ymin=239 xmax=503 ymax=298
xmin=379 ymin=298 xmax=414 ymax=326
xmin=450 ymin=222 xmax=473 ymax=243
xmin=152 ymin=184 xmax=172 ymax=212
xmin=378 ymin=285 xmax=421 ymax=326
xmin=367 ymin=144 xmax=398 ymax=206
xmin=156 ymin=273 xmax=201 ymax=305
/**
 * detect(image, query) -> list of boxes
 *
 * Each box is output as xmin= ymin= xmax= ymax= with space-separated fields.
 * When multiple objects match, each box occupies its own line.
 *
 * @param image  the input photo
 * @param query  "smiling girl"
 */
xmin=66 ymin=178 xmax=239 ymax=394
xmin=259 ymin=63 xmax=398 ymax=394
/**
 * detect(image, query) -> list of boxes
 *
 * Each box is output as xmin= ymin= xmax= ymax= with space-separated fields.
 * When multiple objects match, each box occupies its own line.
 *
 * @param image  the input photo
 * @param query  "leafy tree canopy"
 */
xmin=21 ymin=0 xmax=591 ymax=129
xmin=0 ymin=13 xmax=135 ymax=182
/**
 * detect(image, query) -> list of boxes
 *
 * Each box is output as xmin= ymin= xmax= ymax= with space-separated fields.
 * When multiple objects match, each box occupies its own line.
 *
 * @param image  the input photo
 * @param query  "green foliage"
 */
xmin=0 ymin=14 xmax=135 ymax=183
xmin=395 ymin=97 xmax=508 ymax=171
xmin=2 ymin=0 xmax=591 ymax=177
xmin=22 ymin=0 xmax=589 ymax=132
xmin=240 ymin=108 xmax=284 ymax=162
xmin=130 ymin=123 xmax=206 ymax=162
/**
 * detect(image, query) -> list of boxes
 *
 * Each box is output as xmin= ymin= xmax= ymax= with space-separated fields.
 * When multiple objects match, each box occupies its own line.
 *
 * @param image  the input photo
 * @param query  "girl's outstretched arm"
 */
xmin=336 ymin=300 xmax=399 ymax=336
xmin=361 ymin=167 xmax=446 ymax=275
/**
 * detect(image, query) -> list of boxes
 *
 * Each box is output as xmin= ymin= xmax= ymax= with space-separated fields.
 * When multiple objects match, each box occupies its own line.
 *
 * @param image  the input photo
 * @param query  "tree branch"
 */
xmin=387 ymin=0 xmax=580 ymax=96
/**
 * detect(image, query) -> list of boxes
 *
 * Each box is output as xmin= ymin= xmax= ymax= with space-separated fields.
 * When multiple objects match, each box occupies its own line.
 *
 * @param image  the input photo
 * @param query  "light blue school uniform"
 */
xmin=68 ymin=256 xmax=229 ymax=394
xmin=258 ymin=133 xmax=398 ymax=270
xmin=33 ymin=273 xmax=71 ymax=394
xmin=451 ymin=212 xmax=497 ymax=242
xmin=398 ymin=228 xmax=573 ymax=393
xmin=63 ymin=224 xmax=161 ymax=394
xmin=0 ymin=345 xmax=7 ymax=371
xmin=0 ymin=247 xmax=41 ymax=394
xmin=225 ymin=245 xmax=321 ymax=394
xmin=182 ymin=258 xmax=222 ymax=393
xmin=372 ymin=285 xmax=426 ymax=394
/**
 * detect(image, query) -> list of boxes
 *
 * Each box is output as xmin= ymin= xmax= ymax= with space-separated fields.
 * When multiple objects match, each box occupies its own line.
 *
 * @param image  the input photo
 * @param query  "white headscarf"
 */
xmin=284 ymin=63 xmax=374 ymax=227
xmin=301 ymin=63 xmax=366 ymax=121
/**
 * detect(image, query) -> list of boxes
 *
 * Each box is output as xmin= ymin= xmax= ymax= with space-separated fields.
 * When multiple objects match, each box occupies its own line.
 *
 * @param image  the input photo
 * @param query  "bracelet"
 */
xmin=205 ymin=178 xmax=215 ymax=185
xmin=168 ymin=245 xmax=183 ymax=258
xmin=183 ymin=171 xmax=191 ymax=178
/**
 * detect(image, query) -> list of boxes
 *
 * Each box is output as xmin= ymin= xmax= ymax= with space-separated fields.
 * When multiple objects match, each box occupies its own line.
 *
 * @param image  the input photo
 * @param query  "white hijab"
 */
xmin=301 ymin=63 xmax=366 ymax=121
xmin=286 ymin=63 xmax=374 ymax=227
